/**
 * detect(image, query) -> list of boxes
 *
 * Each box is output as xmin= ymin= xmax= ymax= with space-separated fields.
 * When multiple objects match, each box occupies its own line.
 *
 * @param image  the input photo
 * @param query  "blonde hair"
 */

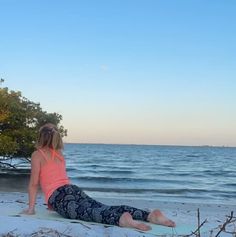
xmin=36 ymin=123 xmax=64 ymax=150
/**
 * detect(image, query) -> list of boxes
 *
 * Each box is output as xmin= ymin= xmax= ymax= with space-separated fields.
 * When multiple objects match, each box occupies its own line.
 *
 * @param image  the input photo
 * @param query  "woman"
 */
xmin=22 ymin=123 xmax=176 ymax=231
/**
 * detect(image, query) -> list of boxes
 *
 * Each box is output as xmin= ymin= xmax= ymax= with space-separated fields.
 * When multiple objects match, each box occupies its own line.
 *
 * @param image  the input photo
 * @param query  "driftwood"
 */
xmin=0 ymin=157 xmax=30 ymax=170
xmin=184 ymin=208 xmax=208 ymax=237
xmin=30 ymin=227 xmax=73 ymax=237
xmin=214 ymin=211 xmax=236 ymax=237
xmin=0 ymin=228 xmax=74 ymax=237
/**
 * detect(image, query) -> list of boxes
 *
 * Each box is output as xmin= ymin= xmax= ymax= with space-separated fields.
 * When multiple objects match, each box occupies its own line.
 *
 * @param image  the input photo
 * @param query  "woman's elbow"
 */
xmin=28 ymin=182 xmax=39 ymax=190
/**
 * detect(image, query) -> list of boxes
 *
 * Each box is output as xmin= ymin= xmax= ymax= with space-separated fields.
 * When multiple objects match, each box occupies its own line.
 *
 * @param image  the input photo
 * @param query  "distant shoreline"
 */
xmin=63 ymin=142 xmax=236 ymax=148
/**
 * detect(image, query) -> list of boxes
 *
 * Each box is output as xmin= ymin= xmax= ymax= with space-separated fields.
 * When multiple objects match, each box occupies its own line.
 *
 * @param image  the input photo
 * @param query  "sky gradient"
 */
xmin=0 ymin=0 xmax=236 ymax=146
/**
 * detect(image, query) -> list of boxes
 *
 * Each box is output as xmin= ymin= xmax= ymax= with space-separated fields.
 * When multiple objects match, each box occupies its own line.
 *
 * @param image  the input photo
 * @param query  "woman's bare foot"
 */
xmin=147 ymin=209 xmax=176 ymax=227
xmin=119 ymin=212 xmax=152 ymax=231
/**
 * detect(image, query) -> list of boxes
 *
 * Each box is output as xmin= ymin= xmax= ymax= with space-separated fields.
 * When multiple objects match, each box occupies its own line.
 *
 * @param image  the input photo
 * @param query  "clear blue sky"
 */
xmin=0 ymin=0 xmax=236 ymax=146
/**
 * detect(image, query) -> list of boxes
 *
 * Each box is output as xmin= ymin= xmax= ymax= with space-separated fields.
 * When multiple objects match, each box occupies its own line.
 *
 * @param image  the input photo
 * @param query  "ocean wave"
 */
xmin=76 ymin=186 xmax=227 ymax=195
xmin=185 ymin=154 xmax=201 ymax=158
xmin=71 ymin=176 xmax=194 ymax=185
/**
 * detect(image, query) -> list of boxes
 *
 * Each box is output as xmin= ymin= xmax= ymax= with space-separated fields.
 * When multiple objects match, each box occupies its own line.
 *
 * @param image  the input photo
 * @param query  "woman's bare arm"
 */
xmin=22 ymin=151 xmax=40 ymax=214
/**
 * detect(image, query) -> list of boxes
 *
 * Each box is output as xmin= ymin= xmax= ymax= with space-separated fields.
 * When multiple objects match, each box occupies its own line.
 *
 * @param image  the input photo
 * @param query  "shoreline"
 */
xmin=0 ymin=191 xmax=235 ymax=237
xmin=1 ymin=175 xmax=235 ymax=206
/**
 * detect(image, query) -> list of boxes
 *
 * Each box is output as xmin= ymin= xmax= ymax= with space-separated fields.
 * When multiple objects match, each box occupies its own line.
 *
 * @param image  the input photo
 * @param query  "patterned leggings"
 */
xmin=48 ymin=184 xmax=150 ymax=226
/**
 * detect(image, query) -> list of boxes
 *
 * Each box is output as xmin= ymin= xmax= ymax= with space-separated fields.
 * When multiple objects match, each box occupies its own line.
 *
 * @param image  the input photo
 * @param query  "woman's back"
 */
xmin=37 ymin=148 xmax=70 ymax=203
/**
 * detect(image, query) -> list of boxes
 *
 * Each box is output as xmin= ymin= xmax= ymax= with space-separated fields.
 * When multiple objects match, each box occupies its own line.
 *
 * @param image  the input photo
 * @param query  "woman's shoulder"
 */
xmin=32 ymin=150 xmax=40 ymax=156
xmin=31 ymin=150 xmax=43 ymax=159
xmin=29 ymin=150 xmax=44 ymax=166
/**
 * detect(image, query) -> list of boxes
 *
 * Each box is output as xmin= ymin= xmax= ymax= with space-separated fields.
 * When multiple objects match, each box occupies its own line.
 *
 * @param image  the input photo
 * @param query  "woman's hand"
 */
xmin=20 ymin=207 xmax=35 ymax=215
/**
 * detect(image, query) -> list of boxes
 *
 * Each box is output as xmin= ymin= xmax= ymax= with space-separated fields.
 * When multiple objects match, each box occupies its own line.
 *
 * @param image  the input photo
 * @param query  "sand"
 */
xmin=0 ymin=192 xmax=235 ymax=237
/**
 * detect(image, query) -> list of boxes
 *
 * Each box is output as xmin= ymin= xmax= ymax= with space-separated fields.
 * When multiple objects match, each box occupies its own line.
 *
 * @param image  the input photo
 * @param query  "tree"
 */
xmin=0 ymin=84 xmax=67 ymax=168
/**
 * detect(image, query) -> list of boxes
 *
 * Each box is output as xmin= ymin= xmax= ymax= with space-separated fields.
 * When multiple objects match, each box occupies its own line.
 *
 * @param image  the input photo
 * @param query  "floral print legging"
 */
xmin=48 ymin=184 xmax=150 ymax=226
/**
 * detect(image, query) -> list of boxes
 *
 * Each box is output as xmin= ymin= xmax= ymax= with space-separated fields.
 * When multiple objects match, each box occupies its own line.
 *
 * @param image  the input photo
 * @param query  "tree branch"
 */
xmin=0 ymin=161 xmax=16 ymax=169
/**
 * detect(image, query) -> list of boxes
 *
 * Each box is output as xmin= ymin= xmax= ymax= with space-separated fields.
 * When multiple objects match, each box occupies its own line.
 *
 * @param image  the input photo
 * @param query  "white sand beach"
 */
xmin=0 ymin=192 xmax=235 ymax=237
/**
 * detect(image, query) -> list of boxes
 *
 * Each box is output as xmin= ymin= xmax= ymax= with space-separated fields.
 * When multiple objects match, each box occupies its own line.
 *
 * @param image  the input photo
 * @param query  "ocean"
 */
xmin=63 ymin=143 xmax=236 ymax=205
xmin=1 ymin=143 xmax=236 ymax=205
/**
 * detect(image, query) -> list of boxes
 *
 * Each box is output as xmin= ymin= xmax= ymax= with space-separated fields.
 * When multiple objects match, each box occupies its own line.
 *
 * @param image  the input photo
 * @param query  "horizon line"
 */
xmin=63 ymin=142 xmax=236 ymax=149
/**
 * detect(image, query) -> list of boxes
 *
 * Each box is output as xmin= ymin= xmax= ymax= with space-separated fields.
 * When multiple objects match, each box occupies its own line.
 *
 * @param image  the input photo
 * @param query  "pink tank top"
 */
xmin=38 ymin=149 xmax=70 ymax=203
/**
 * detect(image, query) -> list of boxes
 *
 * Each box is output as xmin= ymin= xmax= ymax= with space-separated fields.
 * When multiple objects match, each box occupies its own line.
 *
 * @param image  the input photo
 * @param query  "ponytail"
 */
xmin=36 ymin=123 xmax=64 ymax=150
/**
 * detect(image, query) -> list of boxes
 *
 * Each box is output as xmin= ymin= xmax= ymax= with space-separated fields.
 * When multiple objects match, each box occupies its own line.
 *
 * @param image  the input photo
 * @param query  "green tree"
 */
xmin=0 ymin=84 xmax=67 ymax=168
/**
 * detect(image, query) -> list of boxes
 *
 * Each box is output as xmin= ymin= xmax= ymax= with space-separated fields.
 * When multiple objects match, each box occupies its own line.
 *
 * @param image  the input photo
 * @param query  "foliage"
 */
xmin=0 ymin=84 xmax=67 ymax=165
